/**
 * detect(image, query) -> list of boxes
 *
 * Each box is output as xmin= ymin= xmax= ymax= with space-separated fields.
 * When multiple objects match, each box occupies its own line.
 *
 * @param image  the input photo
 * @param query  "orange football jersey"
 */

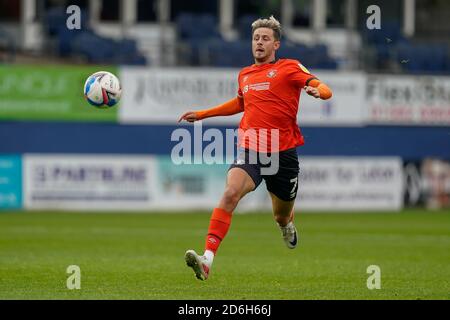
xmin=237 ymin=58 xmax=316 ymax=153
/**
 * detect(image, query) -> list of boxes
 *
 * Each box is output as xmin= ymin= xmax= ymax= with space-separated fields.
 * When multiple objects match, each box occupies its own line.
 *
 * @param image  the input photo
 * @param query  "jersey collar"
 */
xmin=254 ymin=58 xmax=280 ymax=68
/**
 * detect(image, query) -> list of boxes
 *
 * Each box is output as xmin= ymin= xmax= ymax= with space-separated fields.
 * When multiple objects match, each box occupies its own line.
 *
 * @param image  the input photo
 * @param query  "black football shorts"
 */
xmin=229 ymin=147 xmax=300 ymax=201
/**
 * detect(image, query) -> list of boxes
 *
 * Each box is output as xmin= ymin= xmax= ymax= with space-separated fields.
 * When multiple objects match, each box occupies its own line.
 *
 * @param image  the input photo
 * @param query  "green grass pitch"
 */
xmin=0 ymin=209 xmax=449 ymax=300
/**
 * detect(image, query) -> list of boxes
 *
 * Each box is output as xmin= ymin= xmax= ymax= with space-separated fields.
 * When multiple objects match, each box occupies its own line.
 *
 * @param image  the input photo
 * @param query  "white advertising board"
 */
xmin=367 ymin=75 xmax=450 ymax=125
xmin=23 ymin=154 xmax=155 ymax=210
xmin=299 ymin=72 xmax=366 ymax=125
xmin=23 ymin=155 xmax=403 ymax=212
xmin=119 ymin=67 xmax=242 ymax=125
xmin=296 ymin=157 xmax=404 ymax=211
xmin=151 ymin=156 xmax=403 ymax=211
xmin=119 ymin=68 xmax=366 ymax=126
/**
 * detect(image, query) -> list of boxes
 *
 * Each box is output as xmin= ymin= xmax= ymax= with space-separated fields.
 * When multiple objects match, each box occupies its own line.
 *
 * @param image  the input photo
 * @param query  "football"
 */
xmin=84 ymin=71 xmax=122 ymax=108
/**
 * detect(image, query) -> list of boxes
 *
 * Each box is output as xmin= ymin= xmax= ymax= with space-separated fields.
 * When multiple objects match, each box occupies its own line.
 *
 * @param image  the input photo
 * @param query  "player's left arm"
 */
xmin=304 ymin=78 xmax=333 ymax=100
xmin=288 ymin=61 xmax=332 ymax=100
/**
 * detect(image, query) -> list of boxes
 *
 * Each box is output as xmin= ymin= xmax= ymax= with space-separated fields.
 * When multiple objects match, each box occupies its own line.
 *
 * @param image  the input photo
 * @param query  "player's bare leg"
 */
xmin=269 ymin=192 xmax=298 ymax=249
xmin=218 ymin=167 xmax=256 ymax=212
xmin=185 ymin=168 xmax=255 ymax=280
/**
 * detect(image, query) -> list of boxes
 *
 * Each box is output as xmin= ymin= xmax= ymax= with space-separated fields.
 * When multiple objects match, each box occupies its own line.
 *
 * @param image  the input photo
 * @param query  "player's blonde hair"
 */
xmin=251 ymin=15 xmax=282 ymax=41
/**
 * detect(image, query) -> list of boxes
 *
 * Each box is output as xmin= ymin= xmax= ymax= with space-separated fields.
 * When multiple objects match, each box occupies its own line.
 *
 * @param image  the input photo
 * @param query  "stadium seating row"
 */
xmin=175 ymin=13 xmax=338 ymax=69
xmin=45 ymin=7 xmax=147 ymax=65
xmin=5 ymin=9 xmax=448 ymax=73
xmin=362 ymin=22 xmax=450 ymax=74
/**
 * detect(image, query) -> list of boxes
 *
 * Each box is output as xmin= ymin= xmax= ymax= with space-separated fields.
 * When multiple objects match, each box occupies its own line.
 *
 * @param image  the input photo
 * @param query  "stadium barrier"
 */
xmin=3 ymin=153 xmax=449 ymax=211
xmin=2 ymin=65 xmax=449 ymax=125
xmin=2 ymin=154 xmax=404 ymax=212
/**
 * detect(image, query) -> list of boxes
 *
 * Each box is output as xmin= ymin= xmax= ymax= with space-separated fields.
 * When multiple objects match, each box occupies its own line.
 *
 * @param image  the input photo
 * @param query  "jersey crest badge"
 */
xmin=267 ymin=69 xmax=277 ymax=78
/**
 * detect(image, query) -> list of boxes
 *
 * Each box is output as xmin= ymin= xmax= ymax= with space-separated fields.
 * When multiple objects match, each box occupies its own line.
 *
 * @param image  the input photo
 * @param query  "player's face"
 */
xmin=252 ymin=28 xmax=280 ymax=64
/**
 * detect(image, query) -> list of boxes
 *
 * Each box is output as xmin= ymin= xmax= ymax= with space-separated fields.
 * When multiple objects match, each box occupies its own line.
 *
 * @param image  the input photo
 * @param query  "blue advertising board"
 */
xmin=0 ymin=155 xmax=22 ymax=210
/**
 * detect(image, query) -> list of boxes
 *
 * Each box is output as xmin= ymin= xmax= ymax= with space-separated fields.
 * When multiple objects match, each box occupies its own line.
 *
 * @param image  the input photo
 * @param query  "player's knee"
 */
xmin=222 ymin=186 xmax=241 ymax=207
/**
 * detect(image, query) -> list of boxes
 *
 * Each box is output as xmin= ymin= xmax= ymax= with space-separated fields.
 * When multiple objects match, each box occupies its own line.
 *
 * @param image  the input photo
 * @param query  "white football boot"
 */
xmin=279 ymin=221 xmax=298 ymax=249
xmin=185 ymin=250 xmax=210 ymax=280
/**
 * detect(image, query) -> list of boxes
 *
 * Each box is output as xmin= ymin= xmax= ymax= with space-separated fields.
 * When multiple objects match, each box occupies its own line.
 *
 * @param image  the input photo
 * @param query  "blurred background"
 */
xmin=0 ymin=0 xmax=449 ymax=212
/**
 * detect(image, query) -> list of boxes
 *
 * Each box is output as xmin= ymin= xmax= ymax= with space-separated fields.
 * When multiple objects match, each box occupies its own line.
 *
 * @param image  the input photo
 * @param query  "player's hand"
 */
xmin=178 ymin=111 xmax=199 ymax=123
xmin=304 ymin=86 xmax=320 ymax=99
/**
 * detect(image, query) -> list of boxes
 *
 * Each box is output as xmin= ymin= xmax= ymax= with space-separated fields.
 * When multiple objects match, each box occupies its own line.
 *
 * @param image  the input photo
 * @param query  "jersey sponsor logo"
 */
xmin=249 ymin=82 xmax=270 ymax=91
xmin=267 ymin=69 xmax=278 ymax=78
xmin=242 ymin=82 xmax=271 ymax=94
xmin=298 ymin=63 xmax=311 ymax=74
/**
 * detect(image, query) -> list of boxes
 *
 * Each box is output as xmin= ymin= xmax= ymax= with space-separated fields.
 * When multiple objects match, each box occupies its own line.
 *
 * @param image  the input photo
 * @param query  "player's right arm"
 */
xmin=178 ymin=96 xmax=244 ymax=123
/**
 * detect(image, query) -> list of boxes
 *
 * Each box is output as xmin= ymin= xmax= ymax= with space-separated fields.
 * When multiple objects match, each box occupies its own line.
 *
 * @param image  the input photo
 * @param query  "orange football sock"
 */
xmin=205 ymin=208 xmax=233 ymax=255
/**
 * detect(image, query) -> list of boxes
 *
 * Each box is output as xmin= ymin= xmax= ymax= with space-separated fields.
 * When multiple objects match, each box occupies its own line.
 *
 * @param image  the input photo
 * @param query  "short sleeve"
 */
xmin=288 ymin=60 xmax=317 ymax=88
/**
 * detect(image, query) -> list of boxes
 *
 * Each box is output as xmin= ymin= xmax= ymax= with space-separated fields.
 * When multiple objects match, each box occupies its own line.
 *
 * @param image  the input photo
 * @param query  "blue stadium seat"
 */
xmin=176 ymin=13 xmax=220 ymax=40
xmin=70 ymin=31 xmax=113 ymax=63
xmin=363 ymin=21 xmax=403 ymax=45
xmin=176 ymin=13 xmax=196 ymax=39
xmin=278 ymin=42 xmax=308 ymax=61
xmin=45 ymin=7 xmax=90 ymax=36
xmin=278 ymin=43 xmax=337 ymax=70
xmin=116 ymin=39 xmax=138 ymax=56
xmin=40 ymin=6 xmax=147 ymax=65
xmin=318 ymin=59 xmax=338 ymax=70
xmin=206 ymin=40 xmax=251 ymax=67
xmin=125 ymin=54 xmax=148 ymax=66
xmin=176 ymin=13 xmax=222 ymax=65
xmin=374 ymin=43 xmax=392 ymax=68
xmin=237 ymin=14 xmax=259 ymax=40
xmin=382 ymin=21 xmax=404 ymax=43
xmin=427 ymin=45 xmax=447 ymax=73
xmin=44 ymin=7 xmax=92 ymax=57
xmin=114 ymin=39 xmax=148 ymax=65
xmin=45 ymin=7 xmax=67 ymax=36
xmin=359 ymin=21 xmax=450 ymax=74
xmin=57 ymin=24 xmax=86 ymax=57
xmin=396 ymin=42 xmax=448 ymax=75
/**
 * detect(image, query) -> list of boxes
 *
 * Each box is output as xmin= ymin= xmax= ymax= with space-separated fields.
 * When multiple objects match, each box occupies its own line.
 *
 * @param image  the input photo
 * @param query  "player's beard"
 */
xmin=253 ymin=48 xmax=273 ymax=64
